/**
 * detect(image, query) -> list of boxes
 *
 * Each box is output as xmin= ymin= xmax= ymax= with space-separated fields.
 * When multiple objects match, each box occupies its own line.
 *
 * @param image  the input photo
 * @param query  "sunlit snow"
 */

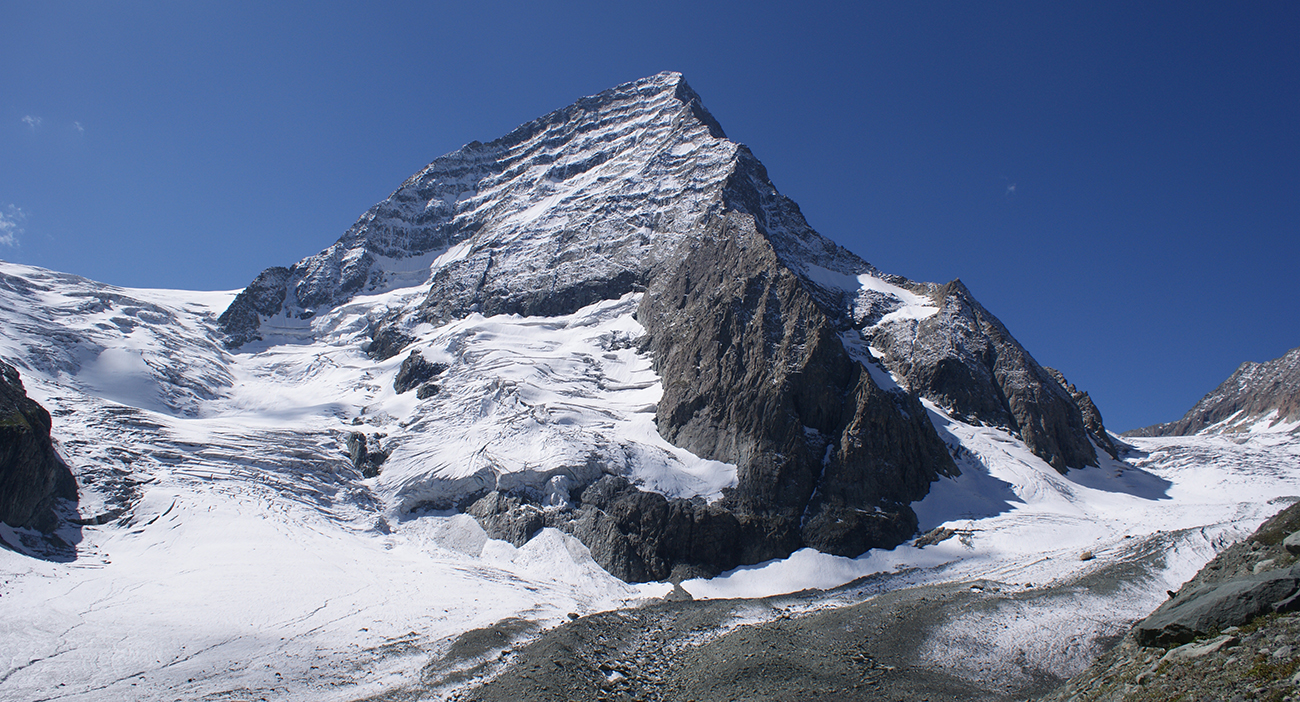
xmin=1 ymin=254 xmax=1296 ymax=701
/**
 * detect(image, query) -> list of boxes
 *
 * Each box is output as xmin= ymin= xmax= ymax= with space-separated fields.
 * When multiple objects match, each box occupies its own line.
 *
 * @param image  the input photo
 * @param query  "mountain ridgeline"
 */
xmin=1129 ymin=345 xmax=1300 ymax=437
xmin=217 ymin=72 xmax=1109 ymax=581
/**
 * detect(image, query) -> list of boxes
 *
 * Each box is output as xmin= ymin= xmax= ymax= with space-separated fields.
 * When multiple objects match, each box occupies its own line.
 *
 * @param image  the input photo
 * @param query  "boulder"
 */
xmin=345 ymin=432 xmax=387 ymax=478
xmin=1135 ymin=565 xmax=1300 ymax=646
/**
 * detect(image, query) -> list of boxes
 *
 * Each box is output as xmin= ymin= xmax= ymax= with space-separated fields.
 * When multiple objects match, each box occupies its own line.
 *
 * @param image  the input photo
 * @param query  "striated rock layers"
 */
xmin=217 ymin=72 xmax=1102 ymax=580
xmin=0 ymin=360 xmax=77 ymax=533
xmin=1129 ymin=345 xmax=1300 ymax=437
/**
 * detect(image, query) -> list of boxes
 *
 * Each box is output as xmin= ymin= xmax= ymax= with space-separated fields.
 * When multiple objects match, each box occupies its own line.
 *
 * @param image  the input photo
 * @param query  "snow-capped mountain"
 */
xmin=1 ymin=73 xmax=1298 ymax=701
xmin=1130 ymin=345 xmax=1300 ymax=437
xmin=216 ymin=71 xmax=1102 ymax=580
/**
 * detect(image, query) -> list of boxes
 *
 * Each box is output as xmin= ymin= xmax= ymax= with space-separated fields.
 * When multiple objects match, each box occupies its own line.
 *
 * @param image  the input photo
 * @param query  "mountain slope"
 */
xmin=216 ymin=71 xmax=1100 ymax=579
xmin=8 ymin=73 xmax=1292 ymax=702
xmin=1130 ymin=345 xmax=1300 ymax=437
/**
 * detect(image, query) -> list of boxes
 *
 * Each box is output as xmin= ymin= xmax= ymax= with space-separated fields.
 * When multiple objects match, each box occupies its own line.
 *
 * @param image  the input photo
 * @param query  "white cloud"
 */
xmin=73 ymin=121 xmax=84 ymax=133
xmin=0 ymin=205 xmax=26 ymax=248
xmin=21 ymin=115 xmax=41 ymax=130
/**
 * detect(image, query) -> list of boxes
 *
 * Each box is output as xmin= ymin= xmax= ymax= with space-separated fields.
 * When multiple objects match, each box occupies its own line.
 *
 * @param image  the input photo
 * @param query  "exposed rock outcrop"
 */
xmin=216 ymin=266 xmax=292 ymax=348
xmin=640 ymin=211 xmax=954 ymax=562
xmin=0 ymin=360 xmax=77 ymax=533
xmin=345 ymin=431 xmax=387 ymax=478
xmin=1045 ymin=366 xmax=1120 ymax=459
xmin=393 ymin=350 xmax=446 ymax=395
xmin=1136 ymin=565 xmax=1300 ymax=646
xmin=868 ymin=280 xmax=1098 ymax=472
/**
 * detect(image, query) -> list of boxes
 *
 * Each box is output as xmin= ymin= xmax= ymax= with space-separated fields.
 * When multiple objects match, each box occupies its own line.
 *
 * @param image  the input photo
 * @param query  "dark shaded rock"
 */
xmin=1285 ymin=531 xmax=1300 ymax=555
xmin=638 ymin=212 xmax=954 ymax=567
xmin=1135 ymin=565 xmax=1300 ymax=646
xmin=1127 ymin=345 xmax=1300 ymax=437
xmin=870 ymin=280 xmax=1098 ymax=472
xmin=467 ymin=492 xmax=546 ymax=546
xmin=415 ymin=383 xmax=440 ymax=400
xmin=0 ymin=360 xmax=77 ymax=533
xmin=216 ymin=267 xmax=292 ymax=348
xmin=419 ymin=263 xmax=645 ymax=327
xmin=366 ymin=324 xmax=414 ymax=361
xmin=393 ymin=350 xmax=447 ymax=394
xmin=345 ymin=431 xmax=387 ymax=478
xmin=1044 ymin=366 xmax=1121 ymax=459
xmin=562 ymin=476 xmax=744 ymax=582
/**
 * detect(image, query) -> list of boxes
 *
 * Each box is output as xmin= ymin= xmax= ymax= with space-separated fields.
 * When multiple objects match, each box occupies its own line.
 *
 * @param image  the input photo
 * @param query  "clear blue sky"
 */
xmin=3 ymin=2 xmax=1297 ymax=432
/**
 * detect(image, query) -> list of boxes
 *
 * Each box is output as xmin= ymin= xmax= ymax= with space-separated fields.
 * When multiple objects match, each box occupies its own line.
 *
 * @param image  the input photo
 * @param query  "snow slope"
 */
xmin=2 ymin=256 xmax=1297 ymax=699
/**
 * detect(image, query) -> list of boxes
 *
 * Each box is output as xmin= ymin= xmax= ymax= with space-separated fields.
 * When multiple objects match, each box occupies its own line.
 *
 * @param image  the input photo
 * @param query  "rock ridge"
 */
xmin=1128 ymin=345 xmax=1300 ymax=437
xmin=0 ymin=359 xmax=77 ymax=534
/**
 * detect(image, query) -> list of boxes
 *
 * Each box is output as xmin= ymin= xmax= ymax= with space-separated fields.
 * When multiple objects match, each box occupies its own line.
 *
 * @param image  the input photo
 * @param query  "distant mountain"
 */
xmin=1128 ymin=345 xmax=1300 ymax=437
xmin=218 ymin=72 xmax=1103 ymax=580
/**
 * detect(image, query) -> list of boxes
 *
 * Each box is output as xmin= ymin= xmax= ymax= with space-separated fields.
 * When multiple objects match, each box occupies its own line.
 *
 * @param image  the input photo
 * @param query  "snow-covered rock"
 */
xmin=1130 ymin=345 xmax=1300 ymax=436
xmin=215 ymin=72 xmax=1103 ymax=578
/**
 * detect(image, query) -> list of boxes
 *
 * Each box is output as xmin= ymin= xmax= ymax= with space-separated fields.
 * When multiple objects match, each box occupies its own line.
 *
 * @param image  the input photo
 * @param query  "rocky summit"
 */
xmin=217 ymin=72 xmax=1102 ymax=581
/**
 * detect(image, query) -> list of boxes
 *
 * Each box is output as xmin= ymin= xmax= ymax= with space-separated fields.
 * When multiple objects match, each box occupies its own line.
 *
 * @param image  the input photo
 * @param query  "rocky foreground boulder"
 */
xmin=0 ymin=359 xmax=77 ymax=534
xmin=1041 ymin=500 xmax=1300 ymax=701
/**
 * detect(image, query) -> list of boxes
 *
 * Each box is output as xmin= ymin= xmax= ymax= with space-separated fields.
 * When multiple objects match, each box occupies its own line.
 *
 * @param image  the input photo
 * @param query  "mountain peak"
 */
xmin=215 ymin=72 xmax=1105 ymax=580
xmin=1129 ymin=345 xmax=1300 ymax=436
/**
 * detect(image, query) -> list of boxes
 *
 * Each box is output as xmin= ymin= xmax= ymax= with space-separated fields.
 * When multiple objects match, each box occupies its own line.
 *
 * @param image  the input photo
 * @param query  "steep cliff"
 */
xmin=0 ymin=360 xmax=76 ymax=534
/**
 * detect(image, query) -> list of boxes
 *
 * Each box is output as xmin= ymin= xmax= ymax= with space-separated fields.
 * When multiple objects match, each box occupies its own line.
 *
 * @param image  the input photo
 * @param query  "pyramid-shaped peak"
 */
xmin=489 ymin=71 xmax=726 ymax=149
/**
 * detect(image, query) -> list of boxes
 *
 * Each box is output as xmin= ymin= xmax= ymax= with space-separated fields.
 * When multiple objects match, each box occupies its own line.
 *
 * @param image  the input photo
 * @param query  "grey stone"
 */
xmin=1284 ymin=531 xmax=1300 ymax=555
xmin=1160 ymin=634 xmax=1239 ymax=664
xmin=345 ymin=432 xmax=386 ymax=478
xmin=1045 ymin=366 xmax=1122 ymax=459
xmin=216 ymin=267 xmax=292 ymax=348
xmin=366 ymin=324 xmax=414 ymax=361
xmin=1135 ymin=565 xmax=1300 ymax=646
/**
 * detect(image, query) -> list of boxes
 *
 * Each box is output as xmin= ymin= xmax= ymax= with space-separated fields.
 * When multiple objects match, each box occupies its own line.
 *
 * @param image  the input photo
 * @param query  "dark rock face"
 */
xmin=638 ymin=212 xmax=955 ymax=564
xmin=1044 ymin=367 xmax=1120 ymax=459
xmin=0 ymin=360 xmax=77 ymax=533
xmin=467 ymin=492 xmax=547 ymax=546
xmin=562 ymin=476 xmax=745 ymax=582
xmin=392 ymin=350 xmax=447 ymax=395
xmin=869 ymin=280 xmax=1098 ymax=472
xmin=1128 ymin=345 xmax=1300 ymax=437
xmin=366 ymin=324 xmax=414 ymax=361
xmin=216 ymin=267 xmax=292 ymax=348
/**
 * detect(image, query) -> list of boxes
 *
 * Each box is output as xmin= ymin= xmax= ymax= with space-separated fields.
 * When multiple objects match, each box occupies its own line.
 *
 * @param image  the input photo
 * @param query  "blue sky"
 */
xmin=3 ymin=2 xmax=1297 ymax=432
